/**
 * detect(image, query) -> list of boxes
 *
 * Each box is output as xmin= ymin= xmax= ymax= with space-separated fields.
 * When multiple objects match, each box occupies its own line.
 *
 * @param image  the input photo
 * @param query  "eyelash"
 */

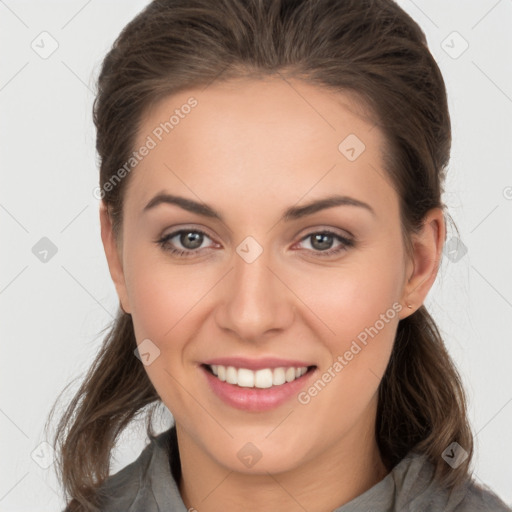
xmin=156 ymin=228 xmax=355 ymax=258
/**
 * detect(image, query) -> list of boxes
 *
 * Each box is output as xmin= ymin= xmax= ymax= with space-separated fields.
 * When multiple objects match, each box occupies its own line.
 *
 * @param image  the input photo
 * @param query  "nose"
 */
xmin=214 ymin=247 xmax=295 ymax=343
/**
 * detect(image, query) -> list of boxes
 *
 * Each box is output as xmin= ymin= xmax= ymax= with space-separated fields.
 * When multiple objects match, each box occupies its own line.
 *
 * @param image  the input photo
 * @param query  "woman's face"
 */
xmin=102 ymin=77 xmax=432 ymax=474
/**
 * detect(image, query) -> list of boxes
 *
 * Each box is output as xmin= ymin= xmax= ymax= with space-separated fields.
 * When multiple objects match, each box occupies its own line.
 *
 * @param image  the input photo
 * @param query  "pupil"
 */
xmin=181 ymin=231 xmax=203 ymax=249
xmin=311 ymin=233 xmax=333 ymax=251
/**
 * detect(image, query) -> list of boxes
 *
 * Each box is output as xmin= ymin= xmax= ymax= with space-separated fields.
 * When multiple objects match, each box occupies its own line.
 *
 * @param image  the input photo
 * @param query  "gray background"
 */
xmin=1 ymin=0 xmax=511 ymax=509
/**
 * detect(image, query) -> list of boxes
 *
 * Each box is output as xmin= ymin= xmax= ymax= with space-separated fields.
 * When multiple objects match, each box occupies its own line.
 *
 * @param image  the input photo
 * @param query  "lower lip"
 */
xmin=201 ymin=366 xmax=315 ymax=412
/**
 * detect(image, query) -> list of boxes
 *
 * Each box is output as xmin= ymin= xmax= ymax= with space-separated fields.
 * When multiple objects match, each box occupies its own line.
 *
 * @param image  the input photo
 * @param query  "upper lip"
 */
xmin=202 ymin=357 xmax=315 ymax=371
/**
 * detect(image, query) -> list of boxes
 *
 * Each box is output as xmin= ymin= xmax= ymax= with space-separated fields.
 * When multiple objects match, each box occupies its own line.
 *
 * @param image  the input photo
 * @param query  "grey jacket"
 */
xmin=73 ymin=428 xmax=511 ymax=511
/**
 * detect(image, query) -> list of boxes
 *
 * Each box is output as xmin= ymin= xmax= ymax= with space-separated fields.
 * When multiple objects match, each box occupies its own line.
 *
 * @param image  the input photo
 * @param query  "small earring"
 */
xmin=407 ymin=304 xmax=413 ymax=310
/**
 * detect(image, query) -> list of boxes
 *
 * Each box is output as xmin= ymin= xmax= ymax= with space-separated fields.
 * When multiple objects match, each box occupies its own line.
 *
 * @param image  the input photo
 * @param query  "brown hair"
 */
xmin=47 ymin=0 xmax=474 ymax=509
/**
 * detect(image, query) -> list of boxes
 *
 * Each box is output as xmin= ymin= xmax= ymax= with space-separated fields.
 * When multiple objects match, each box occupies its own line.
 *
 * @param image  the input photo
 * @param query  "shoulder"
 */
xmin=93 ymin=429 xmax=173 ymax=512
xmin=392 ymin=451 xmax=511 ymax=512
xmin=453 ymin=480 xmax=512 ymax=512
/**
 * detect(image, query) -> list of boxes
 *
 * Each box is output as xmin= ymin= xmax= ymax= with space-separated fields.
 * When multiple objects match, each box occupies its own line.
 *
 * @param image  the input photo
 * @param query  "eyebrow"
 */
xmin=143 ymin=192 xmax=375 ymax=221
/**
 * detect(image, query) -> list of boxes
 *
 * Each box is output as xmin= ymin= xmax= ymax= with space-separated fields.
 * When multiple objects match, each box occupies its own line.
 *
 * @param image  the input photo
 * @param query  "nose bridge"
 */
xmin=216 ymin=243 xmax=294 ymax=340
xmin=234 ymin=248 xmax=273 ymax=302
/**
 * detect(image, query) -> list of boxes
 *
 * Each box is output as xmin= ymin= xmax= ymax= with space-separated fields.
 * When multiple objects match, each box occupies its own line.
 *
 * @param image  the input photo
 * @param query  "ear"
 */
xmin=99 ymin=202 xmax=132 ymax=314
xmin=399 ymin=208 xmax=445 ymax=319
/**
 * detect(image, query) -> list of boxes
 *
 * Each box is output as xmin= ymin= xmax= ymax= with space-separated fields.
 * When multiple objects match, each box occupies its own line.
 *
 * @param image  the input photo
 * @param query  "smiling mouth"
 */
xmin=202 ymin=364 xmax=316 ymax=389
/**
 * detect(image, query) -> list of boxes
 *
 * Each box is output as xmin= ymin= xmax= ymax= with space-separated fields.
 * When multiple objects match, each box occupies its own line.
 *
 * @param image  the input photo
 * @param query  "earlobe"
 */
xmin=99 ymin=203 xmax=132 ymax=314
xmin=399 ymin=208 xmax=445 ymax=319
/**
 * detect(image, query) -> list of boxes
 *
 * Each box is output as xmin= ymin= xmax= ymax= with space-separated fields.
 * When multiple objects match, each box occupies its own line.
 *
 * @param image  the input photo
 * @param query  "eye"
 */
xmin=156 ymin=228 xmax=218 ymax=257
xmin=156 ymin=228 xmax=354 ymax=259
xmin=295 ymin=230 xmax=354 ymax=257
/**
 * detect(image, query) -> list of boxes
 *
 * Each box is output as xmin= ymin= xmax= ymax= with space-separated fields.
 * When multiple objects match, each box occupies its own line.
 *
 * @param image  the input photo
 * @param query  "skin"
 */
xmin=100 ymin=77 xmax=445 ymax=512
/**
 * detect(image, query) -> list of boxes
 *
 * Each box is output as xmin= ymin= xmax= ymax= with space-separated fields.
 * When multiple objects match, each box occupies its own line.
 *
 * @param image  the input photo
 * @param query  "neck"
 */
xmin=175 ymin=407 xmax=389 ymax=512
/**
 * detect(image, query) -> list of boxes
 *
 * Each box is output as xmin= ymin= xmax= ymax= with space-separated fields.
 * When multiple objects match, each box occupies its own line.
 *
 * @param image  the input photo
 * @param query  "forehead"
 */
xmin=125 ymin=77 xmax=396 ymax=219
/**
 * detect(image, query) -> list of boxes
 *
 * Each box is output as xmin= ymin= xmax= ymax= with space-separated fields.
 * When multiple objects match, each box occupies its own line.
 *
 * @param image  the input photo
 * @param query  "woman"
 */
xmin=50 ymin=0 xmax=511 ymax=510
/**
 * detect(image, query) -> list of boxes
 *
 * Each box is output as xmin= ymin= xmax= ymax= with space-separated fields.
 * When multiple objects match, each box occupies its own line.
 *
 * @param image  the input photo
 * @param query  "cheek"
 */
xmin=123 ymin=251 xmax=217 ymax=413
xmin=289 ymin=246 xmax=403 ymax=411
xmin=125 ymin=248 xmax=214 ymax=342
xmin=289 ymin=245 xmax=404 ymax=349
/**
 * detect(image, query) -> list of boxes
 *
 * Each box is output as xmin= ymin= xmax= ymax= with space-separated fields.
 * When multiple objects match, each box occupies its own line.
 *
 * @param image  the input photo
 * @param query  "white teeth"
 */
xmin=237 ymin=368 xmax=254 ymax=388
xmin=226 ymin=366 xmax=237 ymax=384
xmin=254 ymin=369 xmax=273 ymax=388
xmin=285 ymin=367 xmax=296 ymax=382
xmin=208 ymin=364 xmax=309 ymax=388
xmin=272 ymin=367 xmax=286 ymax=386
